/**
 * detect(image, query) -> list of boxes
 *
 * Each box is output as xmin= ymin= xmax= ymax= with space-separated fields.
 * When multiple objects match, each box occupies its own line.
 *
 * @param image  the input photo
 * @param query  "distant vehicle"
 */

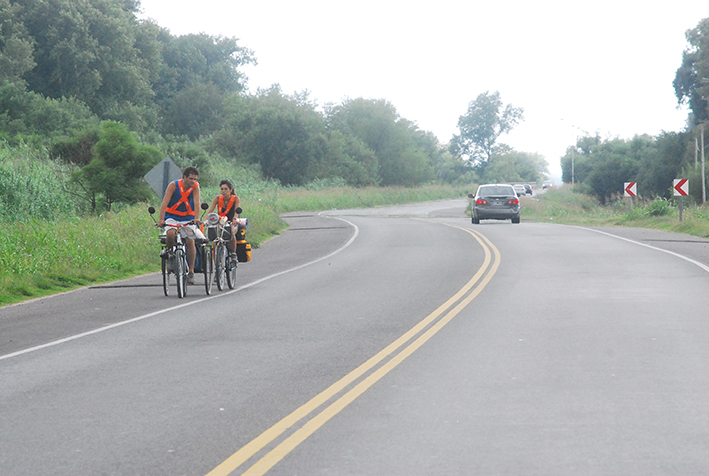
xmin=543 ymin=180 xmax=553 ymax=189
xmin=523 ymin=184 xmax=533 ymax=195
xmin=468 ymin=184 xmax=521 ymax=224
xmin=512 ymin=184 xmax=526 ymax=196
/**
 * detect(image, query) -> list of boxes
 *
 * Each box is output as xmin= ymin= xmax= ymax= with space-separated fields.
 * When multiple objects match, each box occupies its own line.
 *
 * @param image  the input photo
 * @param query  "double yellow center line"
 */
xmin=206 ymin=223 xmax=500 ymax=476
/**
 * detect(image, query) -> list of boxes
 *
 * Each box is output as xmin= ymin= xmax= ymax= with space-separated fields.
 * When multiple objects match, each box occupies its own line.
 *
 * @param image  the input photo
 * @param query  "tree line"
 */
xmin=0 ymin=0 xmax=547 ymax=212
xmin=559 ymin=17 xmax=709 ymax=205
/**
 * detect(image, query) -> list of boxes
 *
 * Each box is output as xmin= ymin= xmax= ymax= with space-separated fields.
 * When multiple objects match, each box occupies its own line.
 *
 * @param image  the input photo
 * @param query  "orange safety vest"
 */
xmin=218 ymin=194 xmax=236 ymax=218
xmin=165 ymin=179 xmax=197 ymax=218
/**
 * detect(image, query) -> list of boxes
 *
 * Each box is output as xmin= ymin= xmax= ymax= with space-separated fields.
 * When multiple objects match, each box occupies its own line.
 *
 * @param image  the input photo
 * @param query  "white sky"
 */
xmin=138 ymin=0 xmax=707 ymax=177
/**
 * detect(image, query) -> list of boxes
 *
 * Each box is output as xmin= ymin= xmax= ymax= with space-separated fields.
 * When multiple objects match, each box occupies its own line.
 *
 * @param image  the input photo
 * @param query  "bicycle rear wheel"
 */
xmin=215 ymin=243 xmax=226 ymax=291
xmin=175 ymin=249 xmax=186 ymax=298
xmin=203 ymin=246 xmax=214 ymax=295
xmin=161 ymin=256 xmax=170 ymax=296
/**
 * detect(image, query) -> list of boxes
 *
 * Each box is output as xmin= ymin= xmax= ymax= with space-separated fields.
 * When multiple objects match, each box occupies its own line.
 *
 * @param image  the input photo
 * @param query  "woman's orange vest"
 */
xmin=218 ymin=194 xmax=236 ymax=218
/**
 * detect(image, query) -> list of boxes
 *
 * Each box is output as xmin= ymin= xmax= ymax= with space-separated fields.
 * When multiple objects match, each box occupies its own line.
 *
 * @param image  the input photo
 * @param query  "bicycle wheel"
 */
xmin=161 ymin=255 xmax=170 ymax=296
xmin=175 ymin=248 xmax=186 ymax=298
xmin=226 ymin=253 xmax=237 ymax=289
xmin=203 ymin=246 xmax=214 ymax=295
xmin=215 ymin=243 xmax=226 ymax=291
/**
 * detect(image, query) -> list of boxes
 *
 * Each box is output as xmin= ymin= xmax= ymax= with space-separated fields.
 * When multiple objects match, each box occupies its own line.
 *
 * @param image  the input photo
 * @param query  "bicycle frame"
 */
xmin=206 ymin=218 xmax=237 ymax=291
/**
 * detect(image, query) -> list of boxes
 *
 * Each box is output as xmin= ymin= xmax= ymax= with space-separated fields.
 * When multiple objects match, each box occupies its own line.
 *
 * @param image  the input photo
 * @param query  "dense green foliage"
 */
xmin=450 ymin=91 xmax=525 ymax=170
xmin=674 ymin=17 xmax=709 ymax=125
xmin=560 ymin=131 xmax=696 ymax=205
xmin=0 ymin=0 xmax=555 ymax=202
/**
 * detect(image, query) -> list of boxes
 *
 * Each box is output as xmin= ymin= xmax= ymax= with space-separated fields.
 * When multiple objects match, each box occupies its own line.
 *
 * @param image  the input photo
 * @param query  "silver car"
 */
xmin=469 ymin=184 xmax=521 ymax=224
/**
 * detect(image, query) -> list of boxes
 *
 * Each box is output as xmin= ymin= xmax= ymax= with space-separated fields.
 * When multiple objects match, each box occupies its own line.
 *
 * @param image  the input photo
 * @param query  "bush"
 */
xmin=0 ymin=142 xmax=79 ymax=221
xmin=645 ymin=196 xmax=672 ymax=216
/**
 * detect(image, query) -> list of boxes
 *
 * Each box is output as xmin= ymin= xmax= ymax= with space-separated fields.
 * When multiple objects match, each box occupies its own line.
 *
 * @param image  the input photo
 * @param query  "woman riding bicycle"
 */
xmin=206 ymin=179 xmax=240 ymax=263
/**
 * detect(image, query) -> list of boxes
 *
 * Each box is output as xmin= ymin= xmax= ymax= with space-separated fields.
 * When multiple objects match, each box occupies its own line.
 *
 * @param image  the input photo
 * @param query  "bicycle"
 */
xmin=149 ymin=205 xmax=214 ymax=297
xmin=204 ymin=207 xmax=242 ymax=291
xmin=160 ymin=220 xmax=190 ymax=298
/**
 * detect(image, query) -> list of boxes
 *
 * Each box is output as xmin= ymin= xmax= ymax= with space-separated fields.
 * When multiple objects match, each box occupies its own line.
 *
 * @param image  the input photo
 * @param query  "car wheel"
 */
xmin=511 ymin=217 xmax=520 ymax=224
xmin=472 ymin=217 xmax=480 ymax=224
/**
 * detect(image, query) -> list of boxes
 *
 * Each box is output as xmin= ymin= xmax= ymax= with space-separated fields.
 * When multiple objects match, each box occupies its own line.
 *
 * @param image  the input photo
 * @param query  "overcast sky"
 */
xmin=138 ymin=1 xmax=707 ymax=177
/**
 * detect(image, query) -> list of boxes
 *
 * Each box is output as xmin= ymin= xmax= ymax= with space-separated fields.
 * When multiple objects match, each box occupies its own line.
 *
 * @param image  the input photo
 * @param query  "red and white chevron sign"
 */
xmin=673 ymin=179 xmax=689 ymax=196
xmin=624 ymin=182 xmax=637 ymax=197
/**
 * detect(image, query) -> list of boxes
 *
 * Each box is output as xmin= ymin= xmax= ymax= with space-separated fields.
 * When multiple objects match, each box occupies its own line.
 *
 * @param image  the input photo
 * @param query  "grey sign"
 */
xmin=144 ymin=157 xmax=182 ymax=198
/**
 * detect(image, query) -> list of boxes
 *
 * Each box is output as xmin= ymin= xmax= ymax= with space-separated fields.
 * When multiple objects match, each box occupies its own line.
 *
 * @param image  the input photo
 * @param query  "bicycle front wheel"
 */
xmin=161 ymin=256 xmax=170 ymax=296
xmin=226 ymin=254 xmax=237 ymax=289
xmin=175 ymin=249 xmax=186 ymax=298
xmin=215 ymin=243 xmax=226 ymax=291
xmin=203 ymin=246 xmax=214 ymax=295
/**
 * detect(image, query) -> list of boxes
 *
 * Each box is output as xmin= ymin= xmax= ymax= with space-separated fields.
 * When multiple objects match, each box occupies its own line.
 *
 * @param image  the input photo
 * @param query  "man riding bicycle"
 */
xmin=157 ymin=166 xmax=205 ymax=285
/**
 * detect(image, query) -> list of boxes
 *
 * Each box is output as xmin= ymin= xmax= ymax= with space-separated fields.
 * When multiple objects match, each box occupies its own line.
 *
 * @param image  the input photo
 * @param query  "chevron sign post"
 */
xmin=624 ymin=182 xmax=637 ymax=211
xmin=624 ymin=182 xmax=637 ymax=197
xmin=673 ymin=179 xmax=689 ymax=222
xmin=673 ymin=179 xmax=689 ymax=196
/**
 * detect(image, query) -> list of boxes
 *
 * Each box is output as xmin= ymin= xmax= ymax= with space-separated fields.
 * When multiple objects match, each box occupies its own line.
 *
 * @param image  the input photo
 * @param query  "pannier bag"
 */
xmin=235 ymin=226 xmax=251 ymax=262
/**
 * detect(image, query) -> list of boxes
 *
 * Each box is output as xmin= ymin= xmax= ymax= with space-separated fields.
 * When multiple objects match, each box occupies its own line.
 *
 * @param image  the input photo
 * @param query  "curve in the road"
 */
xmin=206 ymin=222 xmax=500 ymax=476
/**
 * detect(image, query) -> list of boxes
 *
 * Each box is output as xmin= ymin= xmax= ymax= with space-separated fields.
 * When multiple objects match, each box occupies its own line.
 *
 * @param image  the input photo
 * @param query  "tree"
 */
xmin=323 ymin=131 xmax=380 ymax=186
xmin=0 ymin=81 xmax=97 ymax=138
xmin=15 ymin=0 xmax=156 ymax=115
xmin=0 ymin=0 xmax=35 ymax=84
xmin=482 ymin=149 xmax=548 ymax=184
xmin=326 ymin=98 xmax=435 ymax=186
xmin=450 ymin=91 xmax=524 ymax=170
xmin=215 ymin=86 xmax=328 ymax=186
xmin=75 ymin=121 xmax=160 ymax=210
xmin=636 ymin=132 xmax=688 ymax=199
xmin=560 ymin=134 xmax=601 ymax=184
xmin=674 ymin=18 xmax=709 ymax=125
xmin=163 ymin=82 xmax=226 ymax=140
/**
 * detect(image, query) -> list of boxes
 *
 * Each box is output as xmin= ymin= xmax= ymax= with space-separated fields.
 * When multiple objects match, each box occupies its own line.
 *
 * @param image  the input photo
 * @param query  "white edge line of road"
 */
xmin=0 ymin=216 xmax=359 ymax=362
xmin=573 ymin=225 xmax=709 ymax=274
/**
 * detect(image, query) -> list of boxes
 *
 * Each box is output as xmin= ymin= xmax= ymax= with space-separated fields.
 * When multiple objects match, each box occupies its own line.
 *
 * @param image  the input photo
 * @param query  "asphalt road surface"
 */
xmin=3 ymin=199 xmax=709 ymax=475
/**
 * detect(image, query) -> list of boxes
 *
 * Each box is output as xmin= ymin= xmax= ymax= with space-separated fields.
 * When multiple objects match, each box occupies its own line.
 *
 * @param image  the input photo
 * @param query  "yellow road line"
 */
xmin=207 ymin=225 xmax=499 ymax=476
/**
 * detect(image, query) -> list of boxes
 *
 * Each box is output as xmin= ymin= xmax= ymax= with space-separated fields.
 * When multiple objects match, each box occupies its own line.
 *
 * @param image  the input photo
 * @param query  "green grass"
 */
xmin=0 ymin=206 xmax=160 ymax=306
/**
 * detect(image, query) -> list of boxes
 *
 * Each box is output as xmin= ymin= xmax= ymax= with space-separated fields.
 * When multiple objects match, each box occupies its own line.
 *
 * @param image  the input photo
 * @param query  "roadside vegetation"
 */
xmin=522 ymin=185 xmax=709 ymax=238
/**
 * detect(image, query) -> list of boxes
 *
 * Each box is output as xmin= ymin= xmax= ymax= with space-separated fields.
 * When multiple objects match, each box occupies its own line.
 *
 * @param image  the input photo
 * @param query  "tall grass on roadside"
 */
xmin=0 ymin=142 xmax=79 ymax=221
xmin=272 ymin=184 xmax=471 ymax=214
xmin=0 ymin=206 xmax=160 ymax=306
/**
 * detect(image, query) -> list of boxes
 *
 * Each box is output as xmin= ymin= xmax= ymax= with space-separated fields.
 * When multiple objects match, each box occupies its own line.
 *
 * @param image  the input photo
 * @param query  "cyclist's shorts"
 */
xmin=165 ymin=218 xmax=206 ymax=240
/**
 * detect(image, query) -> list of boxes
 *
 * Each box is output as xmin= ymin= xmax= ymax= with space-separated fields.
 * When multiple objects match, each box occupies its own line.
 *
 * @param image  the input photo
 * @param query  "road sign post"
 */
xmin=673 ymin=179 xmax=689 ymax=222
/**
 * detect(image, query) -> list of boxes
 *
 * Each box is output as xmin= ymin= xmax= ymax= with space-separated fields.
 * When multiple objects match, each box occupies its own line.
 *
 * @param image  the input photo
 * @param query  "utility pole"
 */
xmin=571 ymin=146 xmax=575 ymax=185
xmin=702 ymin=123 xmax=706 ymax=204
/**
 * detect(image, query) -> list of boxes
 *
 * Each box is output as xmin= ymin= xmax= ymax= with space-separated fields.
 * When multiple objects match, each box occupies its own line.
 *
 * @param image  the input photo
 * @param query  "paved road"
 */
xmin=3 ymin=200 xmax=709 ymax=475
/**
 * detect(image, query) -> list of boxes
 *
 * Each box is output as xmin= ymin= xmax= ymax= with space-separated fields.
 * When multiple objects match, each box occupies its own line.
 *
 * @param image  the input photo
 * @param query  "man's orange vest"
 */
xmin=165 ymin=179 xmax=197 ymax=219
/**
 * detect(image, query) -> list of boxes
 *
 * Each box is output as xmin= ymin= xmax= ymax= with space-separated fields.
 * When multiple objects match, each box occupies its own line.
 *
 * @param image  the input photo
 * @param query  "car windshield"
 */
xmin=479 ymin=186 xmax=514 ymax=196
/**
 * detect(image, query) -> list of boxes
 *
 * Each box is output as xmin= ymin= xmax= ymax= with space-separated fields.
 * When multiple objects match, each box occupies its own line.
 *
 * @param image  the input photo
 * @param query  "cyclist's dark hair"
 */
xmin=220 ymin=179 xmax=235 ymax=195
xmin=183 ymin=166 xmax=199 ymax=178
